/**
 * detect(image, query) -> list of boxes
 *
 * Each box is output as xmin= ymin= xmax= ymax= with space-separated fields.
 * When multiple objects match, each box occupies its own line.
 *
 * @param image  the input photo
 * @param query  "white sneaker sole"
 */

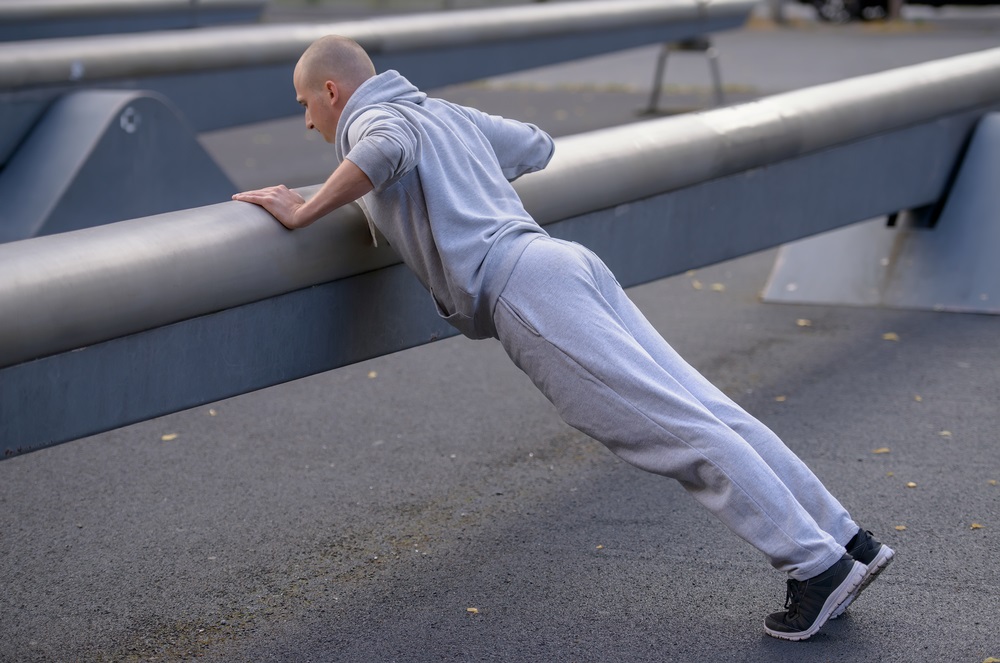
xmin=830 ymin=544 xmax=895 ymax=619
xmin=764 ymin=560 xmax=867 ymax=642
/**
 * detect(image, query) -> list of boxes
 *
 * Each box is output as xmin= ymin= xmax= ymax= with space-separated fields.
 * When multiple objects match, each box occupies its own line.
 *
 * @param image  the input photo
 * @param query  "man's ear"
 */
xmin=324 ymin=80 xmax=339 ymax=106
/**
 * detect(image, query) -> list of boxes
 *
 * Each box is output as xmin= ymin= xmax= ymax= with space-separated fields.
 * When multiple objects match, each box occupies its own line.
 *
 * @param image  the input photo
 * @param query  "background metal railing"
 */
xmin=0 ymin=0 xmax=267 ymax=41
xmin=0 ymin=0 xmax=754 ymax=241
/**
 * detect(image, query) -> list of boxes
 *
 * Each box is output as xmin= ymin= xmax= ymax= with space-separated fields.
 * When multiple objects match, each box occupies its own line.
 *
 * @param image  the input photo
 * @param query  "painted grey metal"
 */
xmin=0 ymin=0 xmax=265 ymax=42
xmin=0 ymin=0 xmax=754 ymax=166
xmin=3 ymin=47 xmax=1000 ymax=457
xmin=0 ymin=90 xmax=235 ymax=243
xmin=762 ymin=112 xmax=1000 ymax=313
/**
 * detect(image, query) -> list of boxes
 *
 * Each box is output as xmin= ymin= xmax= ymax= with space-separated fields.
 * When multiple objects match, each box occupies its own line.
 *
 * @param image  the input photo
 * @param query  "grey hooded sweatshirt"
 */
xmin=336 ymin=70 xmax=555 ymax=340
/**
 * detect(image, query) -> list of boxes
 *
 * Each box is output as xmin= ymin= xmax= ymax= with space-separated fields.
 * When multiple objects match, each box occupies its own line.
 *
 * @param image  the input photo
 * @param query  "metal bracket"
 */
xmin=762 ymin=112 xmax=1000 ymax=314
xmin=0 ymin=90 xmax=235 ymax=243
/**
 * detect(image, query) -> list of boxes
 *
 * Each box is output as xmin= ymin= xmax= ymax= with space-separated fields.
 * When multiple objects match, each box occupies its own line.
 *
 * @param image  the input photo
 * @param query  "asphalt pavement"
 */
xmin=2 ymin=11 xmax=999 ymax=663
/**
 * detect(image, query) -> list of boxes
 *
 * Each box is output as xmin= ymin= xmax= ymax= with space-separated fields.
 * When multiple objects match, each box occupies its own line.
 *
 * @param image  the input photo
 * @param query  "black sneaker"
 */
xmin=830 ymin=529 xmax=895 ymax=619
xmin=764 ymin=554 xmax=866 ymax=641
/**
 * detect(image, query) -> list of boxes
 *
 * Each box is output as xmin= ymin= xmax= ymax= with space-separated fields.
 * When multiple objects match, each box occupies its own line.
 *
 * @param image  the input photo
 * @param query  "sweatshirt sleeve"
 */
xmin=456 ymin=105 xmax=555 ymax=181
xmin=344 ymin=108 xmax=421 ymax=189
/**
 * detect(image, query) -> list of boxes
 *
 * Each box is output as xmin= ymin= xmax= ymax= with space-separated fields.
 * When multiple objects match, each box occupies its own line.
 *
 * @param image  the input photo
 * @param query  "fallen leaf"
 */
xmin=939 ymin=430 xmax=952 ymax=439
xmin=466 ymin=607 xmax=479 ymax=614
xmin=710 ymin=283 xmax=726 ymax=292
xmin=685 ymin=270 xmax=697 ymax=277
xmin=906 ymin=482 xmax=917 ymax=488
xmin=774 ymin=395 xmax=787 ymax=402
xmin=368 ymin=371 xmax=378 ymax=379
xmin=914 ymin=395 xmax=923 ymax=402
xmin=161 ymin=433 xmax=178 ymax=441
xmin=971 ymin=523 xmax=985 ymax=530
xmin=886 ymin=471 xmax=895 ymax=477
xmin=989 ymin=480 xmax=998 ymax=486
xmin=596 ymin=545 xmax=604 ymax=550
xmin=872 ymin=447 xmax=891 ymax=454
xmin=895 ymin=525 xmax=907 ymax=531
xmin=796 ymin=319 xmax=812 ymax=327
xmin=983 ymin=657 xmax=1000 ymax=663
xmin=691 ymin=279 xmax=704 ymax=290
xmin=208 ymin=409 xmax=217 ymax=417
xmin=882 ymin=332 xmax=900 ymax=341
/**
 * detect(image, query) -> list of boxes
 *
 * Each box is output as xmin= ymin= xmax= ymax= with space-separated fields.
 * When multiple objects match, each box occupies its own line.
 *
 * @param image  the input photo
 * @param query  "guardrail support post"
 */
xmin=0 ymin=90 xmax=235 ymax=243
xmin=762 ymin=112 xmax=1000 ymax=314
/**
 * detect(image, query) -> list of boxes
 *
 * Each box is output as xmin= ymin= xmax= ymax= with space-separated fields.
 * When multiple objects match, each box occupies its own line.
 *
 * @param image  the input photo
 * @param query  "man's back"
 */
xmin=336 ymin=69 xmax=554 ymax=339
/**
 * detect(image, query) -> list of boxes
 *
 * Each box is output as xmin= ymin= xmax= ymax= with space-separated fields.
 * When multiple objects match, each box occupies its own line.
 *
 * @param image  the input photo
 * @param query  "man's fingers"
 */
xmin=232 ymin=185 xmax=289 ymax=203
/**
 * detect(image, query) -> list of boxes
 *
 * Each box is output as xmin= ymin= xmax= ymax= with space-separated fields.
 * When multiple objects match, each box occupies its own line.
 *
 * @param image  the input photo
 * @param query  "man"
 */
xmin=233 ymin=35 xmax=894 ymax=641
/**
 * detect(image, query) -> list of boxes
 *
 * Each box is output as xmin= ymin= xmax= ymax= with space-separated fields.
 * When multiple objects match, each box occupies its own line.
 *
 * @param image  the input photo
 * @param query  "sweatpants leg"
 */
xmin=576 ymin=252 xmax=859 ymax=550
xmin=493 ymin=238 xmax=853 ymax=580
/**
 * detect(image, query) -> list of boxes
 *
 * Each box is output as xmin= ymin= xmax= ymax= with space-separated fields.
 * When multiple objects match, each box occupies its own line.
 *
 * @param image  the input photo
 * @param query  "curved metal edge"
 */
xmin=4 ymin=47 xmax=1000 ymax=369
xmin=0 ymin=0 xmax=755 ymax=89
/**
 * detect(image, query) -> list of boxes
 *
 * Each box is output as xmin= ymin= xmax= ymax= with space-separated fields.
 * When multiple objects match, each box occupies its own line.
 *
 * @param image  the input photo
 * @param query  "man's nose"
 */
xmin=305 ymin=111 xmax=314 ymax=130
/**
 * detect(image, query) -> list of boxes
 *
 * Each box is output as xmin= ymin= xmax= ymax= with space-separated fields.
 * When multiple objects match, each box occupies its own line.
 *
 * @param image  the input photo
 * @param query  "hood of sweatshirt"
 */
xmin=337 ymin=70 xmax=427 ymax=140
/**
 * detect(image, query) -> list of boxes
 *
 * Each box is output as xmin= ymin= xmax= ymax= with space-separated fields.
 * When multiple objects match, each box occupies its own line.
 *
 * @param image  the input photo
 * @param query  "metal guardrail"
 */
xmin=4 ymin=47 xmax=1000 ymax=457
xmin=0 ymin=0 xmax=266 ymax=42
xmin=0 ymin=0 xmax=753 ymax=164
xmin=0 ymin=0 xmax=754 ymax=242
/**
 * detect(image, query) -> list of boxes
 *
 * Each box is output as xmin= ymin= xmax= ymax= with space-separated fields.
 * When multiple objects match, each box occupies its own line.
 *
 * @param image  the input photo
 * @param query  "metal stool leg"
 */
xmin=644 ymin=43 xmax=671 ymax=114
xmin=645 ymin=38 xmax=725 ymax=114
xmin=706 ymin=45 xmax=725 ymax=106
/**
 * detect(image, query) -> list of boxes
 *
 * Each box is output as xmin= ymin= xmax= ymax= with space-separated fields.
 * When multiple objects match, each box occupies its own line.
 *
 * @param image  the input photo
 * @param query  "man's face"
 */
xmin=293 ymin=64 xmax=341 ymax=143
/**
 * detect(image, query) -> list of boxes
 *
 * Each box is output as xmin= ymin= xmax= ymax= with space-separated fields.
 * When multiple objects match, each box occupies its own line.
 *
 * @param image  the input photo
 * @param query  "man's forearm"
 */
xmin=292 ymin=158 xmax=375 ymax=228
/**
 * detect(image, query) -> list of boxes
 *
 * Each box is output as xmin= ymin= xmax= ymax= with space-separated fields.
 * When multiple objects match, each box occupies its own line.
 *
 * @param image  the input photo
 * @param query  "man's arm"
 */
xmin=455 ymin=105 xmax=554 ymax=181
xmin=232 ymin=158 xmax=374 ymax=230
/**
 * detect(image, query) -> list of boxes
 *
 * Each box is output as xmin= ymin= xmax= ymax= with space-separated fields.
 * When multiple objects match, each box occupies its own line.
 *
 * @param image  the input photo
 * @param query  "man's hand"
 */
xmin=232 ymin=185 xmax=306 ymax=229
xmin=232 ymin=160 xmax=374 ymax=231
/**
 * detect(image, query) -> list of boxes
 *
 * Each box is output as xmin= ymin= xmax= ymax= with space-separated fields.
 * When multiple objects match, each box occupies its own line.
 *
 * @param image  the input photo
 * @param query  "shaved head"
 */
xmin=296 ymin=35 xmax=376 ymax=98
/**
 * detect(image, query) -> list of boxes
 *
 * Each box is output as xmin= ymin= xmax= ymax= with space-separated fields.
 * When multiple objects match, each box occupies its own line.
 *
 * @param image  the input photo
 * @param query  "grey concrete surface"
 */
xmin=3 ymin=14 xmax=1000 ymax=663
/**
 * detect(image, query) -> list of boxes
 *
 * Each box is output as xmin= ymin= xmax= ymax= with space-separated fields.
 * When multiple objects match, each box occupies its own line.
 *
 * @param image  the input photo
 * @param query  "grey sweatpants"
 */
xmin=492 ymin=237 xmax=858 ymax=580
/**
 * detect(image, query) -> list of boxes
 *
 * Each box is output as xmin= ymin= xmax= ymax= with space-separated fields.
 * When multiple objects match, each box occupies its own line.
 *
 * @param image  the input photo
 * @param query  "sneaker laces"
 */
xmin=783 ymin=579 xmax=807 ymax=618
